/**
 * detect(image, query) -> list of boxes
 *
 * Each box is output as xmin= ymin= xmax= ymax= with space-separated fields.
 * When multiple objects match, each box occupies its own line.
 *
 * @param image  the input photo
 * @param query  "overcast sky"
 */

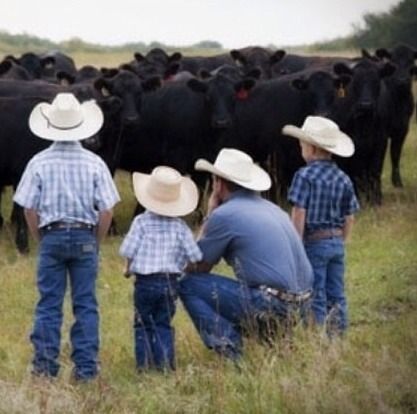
xmin=0 ymin=0 xmax=401 ymax=48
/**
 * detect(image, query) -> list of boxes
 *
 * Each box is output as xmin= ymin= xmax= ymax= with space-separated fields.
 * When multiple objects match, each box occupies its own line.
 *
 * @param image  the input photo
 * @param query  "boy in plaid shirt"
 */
xmin=119 ymin=166 xmax=202 ymax=370
xmin=283 ymin=116 xmax=360 ymax=335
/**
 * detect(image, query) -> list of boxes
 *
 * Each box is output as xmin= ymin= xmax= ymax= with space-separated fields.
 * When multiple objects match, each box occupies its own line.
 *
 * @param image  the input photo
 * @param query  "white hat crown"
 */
xmin=146 ymin=167 xmax=182 ymax=202
xmin=43 ymin=93 xmax=84 ymax=130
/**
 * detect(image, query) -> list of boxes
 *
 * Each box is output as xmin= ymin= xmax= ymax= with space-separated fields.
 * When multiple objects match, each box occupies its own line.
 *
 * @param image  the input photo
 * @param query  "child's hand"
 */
xmin=123 ymin=268 xmax=132 ymax=278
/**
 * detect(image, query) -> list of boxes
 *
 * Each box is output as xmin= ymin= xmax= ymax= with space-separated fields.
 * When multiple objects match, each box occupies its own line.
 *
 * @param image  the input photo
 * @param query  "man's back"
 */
xmin=199 ymin=189 xmax=313 ymax=292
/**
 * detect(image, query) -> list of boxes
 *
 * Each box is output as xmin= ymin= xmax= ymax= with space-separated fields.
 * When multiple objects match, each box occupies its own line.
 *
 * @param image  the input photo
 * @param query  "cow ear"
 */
xmin=94 ymin=78 xmax=112 ymax=96
xmin=270 ymin=49 xmax=286 ymax=65
xmin=169 ymin=52 xmax=182 ymax=62
xmin=375 ymin=48 xmax=391 ymax=60
xmin=361 ymin=48 xmax=377 ymax=61
xmin=245 ymin=67 xmax=262 ymax=80
xmin=187 ymin=78 xmax=208 ymax=94
xmin=56 ymin=71 xmax=75 ymax=85
xmin=291 ymin=78 xmax=308 ymax=90
xmin=379 ymin=62 xmax=396 ymax=78
xmin=41 ymin=56 xmax=55 ymax=69
xmin=230 ymin=50 xmax=246 ymax=66
xmin=142 ymin=76 xmax=162 ymax=92
xmin=0 ymin=60 xmax=12 ymax=76
xmin=134 ymin=52 xmax=146 ymax=63
xmin=333 ymin=62 xmax=353 ymax=76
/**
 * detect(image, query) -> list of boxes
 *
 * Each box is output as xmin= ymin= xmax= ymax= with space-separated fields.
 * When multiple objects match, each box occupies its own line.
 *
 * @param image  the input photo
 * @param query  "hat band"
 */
xmin=40 ymin=107 xmax=85 ymax=131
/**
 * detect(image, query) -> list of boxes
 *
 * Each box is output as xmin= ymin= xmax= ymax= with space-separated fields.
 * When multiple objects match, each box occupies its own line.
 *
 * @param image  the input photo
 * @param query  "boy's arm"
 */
xmin=24 ymin=208 xmax=40 ymax=242
xmin=124 ymin=259 xmax=133 ymax=278
xmin=343 ymin=215 xmax=355 ymax=241
xmin=291 ymin=206 xmax=306 ymax=239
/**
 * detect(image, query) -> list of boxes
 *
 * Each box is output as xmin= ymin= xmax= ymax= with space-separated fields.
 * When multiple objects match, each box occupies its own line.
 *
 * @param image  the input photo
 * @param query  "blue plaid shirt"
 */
xmin=119 ymin=211 xmax=202 ymax=275
xmin=13 ymin=141 xmax=120 ymax=227
xmin=288 ymin=160 xmax=360 ymax=234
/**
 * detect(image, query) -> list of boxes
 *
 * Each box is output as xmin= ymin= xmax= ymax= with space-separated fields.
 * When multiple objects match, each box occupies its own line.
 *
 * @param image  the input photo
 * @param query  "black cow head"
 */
xmin=334 ymin=59 xmax=395 ymax=118
xmin=187 ymin=74 xmax=256 ymax=129
xmin=375 ymin=44 xmax=417 ymax=86
xmin=94 ymin=70 xmax=161 ymax=125
xmin=231 ymin=47 xmax=286 ymax=79
xmin=291 ymin=70 xmax=351 ymax=117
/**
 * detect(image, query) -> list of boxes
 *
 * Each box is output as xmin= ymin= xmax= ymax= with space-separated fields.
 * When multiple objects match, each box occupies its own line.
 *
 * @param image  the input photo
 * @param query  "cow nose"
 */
xmin=212 ymin=119 xmax=232 ymax=129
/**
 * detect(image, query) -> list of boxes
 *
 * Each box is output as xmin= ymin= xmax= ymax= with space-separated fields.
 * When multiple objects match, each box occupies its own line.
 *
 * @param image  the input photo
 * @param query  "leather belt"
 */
xmin=42 ymin=221 xmax=95 ymax=232
xmin=304 ymin=228 xmax=343 ymax=241
xmin=259 ymin=285 xmax=312 ymax=304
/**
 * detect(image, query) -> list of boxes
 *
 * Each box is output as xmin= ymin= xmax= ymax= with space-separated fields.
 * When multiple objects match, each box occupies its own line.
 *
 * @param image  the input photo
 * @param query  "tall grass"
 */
xmin=0 ymin=103 xmax=416 ymax=413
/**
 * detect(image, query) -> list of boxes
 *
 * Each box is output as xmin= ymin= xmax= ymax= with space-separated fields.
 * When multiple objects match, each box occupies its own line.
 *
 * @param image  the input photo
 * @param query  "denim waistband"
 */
xmin=41 ymin=221 xmax=95 ymax=232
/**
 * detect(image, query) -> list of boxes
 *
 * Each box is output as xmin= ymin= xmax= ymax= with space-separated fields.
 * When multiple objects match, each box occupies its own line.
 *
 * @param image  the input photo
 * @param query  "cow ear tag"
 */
xmin=337 ymin=86 xmax=346 ymax=98
xmin=236 ymin=89 xmax=249 ymax=100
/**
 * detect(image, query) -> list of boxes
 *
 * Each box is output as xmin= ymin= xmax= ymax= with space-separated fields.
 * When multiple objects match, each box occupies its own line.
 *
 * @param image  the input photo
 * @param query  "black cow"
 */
xmin=125 ymin=48 xmax=182 ymax=80
xmin=0 ymin=59 xmax=32 ymax=80
xmin=5 ymin=51 xmax=77 ymax=81
xmin=374 ymin=44 xmax=417 ymax=187
xmin=222 ymin=67 xmax=351 ymax=195
xmin=230 ymin=46 xmax=286 ymax=79
xmin=331 ymin=59 xmax=396 ymax=205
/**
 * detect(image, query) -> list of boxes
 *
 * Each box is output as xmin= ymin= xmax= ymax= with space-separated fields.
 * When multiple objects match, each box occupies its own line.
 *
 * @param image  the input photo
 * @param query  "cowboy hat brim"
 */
xmin=133 ymin=172 xmax=199 ymax=217
xmin=282 ymin=124 xmax=354 ymax=157
xmin=29 ymin=100 xmax=104 ymax=141
xmin=195 ymin=159 xmax=271 ymax=191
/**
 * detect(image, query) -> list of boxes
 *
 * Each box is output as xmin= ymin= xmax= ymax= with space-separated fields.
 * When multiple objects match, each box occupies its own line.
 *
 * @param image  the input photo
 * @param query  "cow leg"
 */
xmin=14 ymin=204 xmax=29 ymax=254
xmin=390 ymin=128 xmax=408 ymax=188
xmin=0 ymin=188 xmax=3 ymax=229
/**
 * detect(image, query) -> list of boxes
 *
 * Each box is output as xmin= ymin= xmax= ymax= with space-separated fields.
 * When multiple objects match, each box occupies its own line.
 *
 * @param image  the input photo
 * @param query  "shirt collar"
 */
xmin=51 ymin=141 xmax=83 ymax=151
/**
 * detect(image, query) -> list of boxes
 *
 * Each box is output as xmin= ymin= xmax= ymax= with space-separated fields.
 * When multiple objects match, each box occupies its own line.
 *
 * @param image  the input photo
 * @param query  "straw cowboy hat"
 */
xmin=29 ymin=92 xmax=104 ymax=141
xmin=133 ymin=166 xmax=199 ymax=217
xmin=195 ymin=148 xmax=271 ymax=191
xmin=282 ymin=116 xmax=355 ymax=157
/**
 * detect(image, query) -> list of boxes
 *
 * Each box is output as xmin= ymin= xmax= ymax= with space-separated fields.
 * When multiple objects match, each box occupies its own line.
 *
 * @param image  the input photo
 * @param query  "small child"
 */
xmin=283 ymin=116 xmax=360 ymax=335
xmin=119 ymin=166 xmax=202 ymax=371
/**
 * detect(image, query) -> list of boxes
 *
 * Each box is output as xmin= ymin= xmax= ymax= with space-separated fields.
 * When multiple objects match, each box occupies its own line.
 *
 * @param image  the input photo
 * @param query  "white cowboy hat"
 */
xmin=133 ymin=166 xmax=199 ymax=217
xmin=195 ymin=148 xmax=271 ymax=191
xmin=29 ymin=92 xmax=104 ymax=141
xmin=282 ymin=116 xmax=355 ymax=157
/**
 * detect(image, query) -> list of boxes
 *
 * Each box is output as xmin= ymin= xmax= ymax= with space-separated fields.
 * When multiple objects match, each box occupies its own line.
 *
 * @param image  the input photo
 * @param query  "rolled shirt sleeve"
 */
xmin=13 ymin=160 xmax=41 ymax=210
xmin=94 ymin=161 xmax=120 ymax=211
xmin=182 ymin=227 xmax=202 ymax=263
xmin=119 ymin=217 xmax=142 ymax=259
xmin=288 ymin=171 xmax=310 ymax=208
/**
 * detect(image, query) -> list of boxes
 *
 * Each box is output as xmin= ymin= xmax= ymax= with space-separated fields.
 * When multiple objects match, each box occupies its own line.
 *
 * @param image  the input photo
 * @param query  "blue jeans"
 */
xmin=133 ymin=274 xmax=178 ymax=370
xmin=179 ymin=273 xmax=298 ymax=359
xmin=304 ymin=237 xmax=347 ymax=334
xmin=31 ymin=228 xmax=98 ymax=380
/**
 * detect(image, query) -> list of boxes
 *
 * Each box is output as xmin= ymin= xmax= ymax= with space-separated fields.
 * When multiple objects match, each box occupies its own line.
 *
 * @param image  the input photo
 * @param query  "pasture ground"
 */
xmin=0 ymin=65 xmax=416 ymax=413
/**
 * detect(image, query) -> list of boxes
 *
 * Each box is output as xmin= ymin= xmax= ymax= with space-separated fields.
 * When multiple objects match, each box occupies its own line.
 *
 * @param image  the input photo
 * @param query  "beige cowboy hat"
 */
xmin=282 ymin=116 xmax=355 ymax=157
xmin=133 ymin=166 xmax=199 ymax=217
xmin=195 ymin=148 xmax=271 ymax=191
xmin=29 ymin=92 xmax=104 ymax=141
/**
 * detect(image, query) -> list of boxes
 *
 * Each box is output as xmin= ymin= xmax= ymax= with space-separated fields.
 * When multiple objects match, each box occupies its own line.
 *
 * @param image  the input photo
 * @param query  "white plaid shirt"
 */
xmin=13 ymin=141 xmax=120 ymax=227
xmin=119 ymin=211 xmax=202 ymax=275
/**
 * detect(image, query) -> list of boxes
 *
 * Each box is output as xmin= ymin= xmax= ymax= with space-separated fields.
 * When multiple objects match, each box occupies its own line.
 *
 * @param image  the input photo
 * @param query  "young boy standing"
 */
xmin=119 ymin=166 xmax=202 ymax=371
xmin=283 ymin=116 xmax=360 ymax=335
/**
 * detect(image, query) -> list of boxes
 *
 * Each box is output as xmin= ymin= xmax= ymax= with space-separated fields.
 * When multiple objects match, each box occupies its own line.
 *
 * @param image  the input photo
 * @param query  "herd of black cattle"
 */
xmin=0 ymin=44 xmax=416 ymax=253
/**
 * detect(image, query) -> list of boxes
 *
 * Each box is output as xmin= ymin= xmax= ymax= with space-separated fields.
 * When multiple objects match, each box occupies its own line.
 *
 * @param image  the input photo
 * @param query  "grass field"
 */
xmin=0 ymin=93 xmax=416 ymax=413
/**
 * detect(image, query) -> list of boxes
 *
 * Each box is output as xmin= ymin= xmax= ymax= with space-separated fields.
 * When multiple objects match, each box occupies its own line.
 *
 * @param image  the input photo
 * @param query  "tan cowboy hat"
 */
xmin=133 ymin=166 xmax=199 ymax=217
xmin=29 ymin=92 xmax=104 ymax=141
xmin=195 ymin=148 xmax=271 ymax=191
xmin=282 ymin=116 xmax=355 ymax=157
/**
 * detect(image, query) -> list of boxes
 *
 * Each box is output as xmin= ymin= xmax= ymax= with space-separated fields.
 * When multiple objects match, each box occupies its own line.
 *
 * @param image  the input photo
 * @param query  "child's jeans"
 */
xmin=304 ymin=237 xmax=347 ymax=334
xmin=133 ymin=273 xmax=178 ymax=370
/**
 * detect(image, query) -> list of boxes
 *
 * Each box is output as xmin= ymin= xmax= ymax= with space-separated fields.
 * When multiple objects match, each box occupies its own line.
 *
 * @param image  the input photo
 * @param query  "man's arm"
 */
xmin=96 ymin=209 xmax=114 ymax=245
xmin=343 ymin=214 xmax=355 ymax=241
xmin=291 ymin=206 xmax=306 ymax=239
xmin=24 ymin=208 xmax=40 ymax=242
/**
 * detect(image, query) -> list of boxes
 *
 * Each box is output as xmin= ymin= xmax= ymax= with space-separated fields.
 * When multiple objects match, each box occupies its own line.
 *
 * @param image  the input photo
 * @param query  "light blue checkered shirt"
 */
xmin=119 ymin=211 xmax=202 ymax=275
xmin=13 ymin=141 xmax=120 ymax=227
